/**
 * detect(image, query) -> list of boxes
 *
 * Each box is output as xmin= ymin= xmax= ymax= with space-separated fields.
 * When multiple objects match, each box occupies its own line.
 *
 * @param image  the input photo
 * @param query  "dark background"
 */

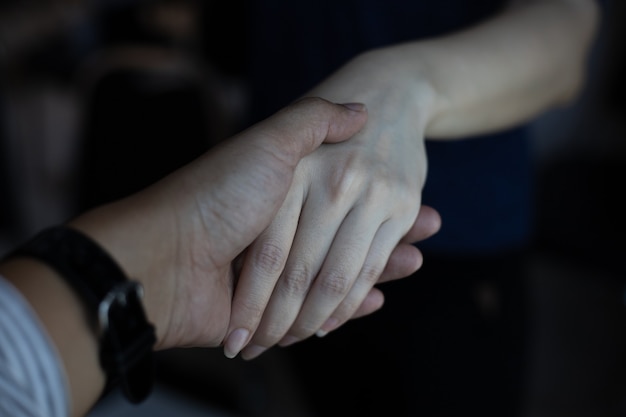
xmin=1 ymin=1 xmax=625 ymax=416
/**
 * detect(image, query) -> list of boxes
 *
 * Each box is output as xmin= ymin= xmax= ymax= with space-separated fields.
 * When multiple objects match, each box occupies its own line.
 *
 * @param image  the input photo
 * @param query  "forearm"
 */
xmin=311 ymin=0 xmax=599 ymax=140
xmin=0 ymin=194 xmax=178 ymax=417
xmin=67 ymin=193 xmax=178 ymax=350
xmin=0 ymin=97 xmax=372 ymax=414
xmin=0 ymin=190 xmax=175 ymax=417
xmin=417 ymin=0 xmax=599 ymax=138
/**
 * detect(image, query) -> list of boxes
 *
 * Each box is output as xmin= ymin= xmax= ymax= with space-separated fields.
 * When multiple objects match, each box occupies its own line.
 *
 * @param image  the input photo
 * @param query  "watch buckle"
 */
xmin=98 ymin=280 xmax=144 ymax=334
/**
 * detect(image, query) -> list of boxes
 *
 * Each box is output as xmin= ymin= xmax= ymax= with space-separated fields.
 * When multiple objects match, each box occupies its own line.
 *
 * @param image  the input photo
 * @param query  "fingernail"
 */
xmin=316 ymin=317 xmax=339 ymax=338
xmin=278 ymin=335 xmax=300 ymax=347
xmin=340 ymin=102 xmax=366 ymax=112
xmin=223 ymin=328 xmax=249 ymax=359
xmin=241 ymin=344 xmax=267 ymax=360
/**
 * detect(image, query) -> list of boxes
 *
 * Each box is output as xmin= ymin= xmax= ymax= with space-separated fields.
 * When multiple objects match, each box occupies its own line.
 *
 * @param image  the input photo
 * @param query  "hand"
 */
xmin=351 ymin=203 xmax=441 ymax=319
xmin=70 ymin=97 xmax=369 ymax=350
xmin=224 ymin=51 xmax=437 ymax=360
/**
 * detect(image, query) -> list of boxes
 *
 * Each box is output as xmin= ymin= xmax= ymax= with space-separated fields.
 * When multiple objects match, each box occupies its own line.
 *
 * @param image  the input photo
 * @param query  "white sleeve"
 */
xmin=0 ymin=274 xmax=70 ymax=417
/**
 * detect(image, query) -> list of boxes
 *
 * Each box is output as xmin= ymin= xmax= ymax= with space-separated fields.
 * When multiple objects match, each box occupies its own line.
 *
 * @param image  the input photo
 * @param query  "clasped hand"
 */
xmin=87 ymin=97 xmax=438 ymax=356
xmin=225 ymin=87 xmax=431 ymax=359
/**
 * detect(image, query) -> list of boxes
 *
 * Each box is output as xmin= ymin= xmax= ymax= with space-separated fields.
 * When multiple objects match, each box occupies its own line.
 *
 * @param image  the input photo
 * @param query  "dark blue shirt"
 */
xmin=245 ymin=0 xmax=533 ymax=255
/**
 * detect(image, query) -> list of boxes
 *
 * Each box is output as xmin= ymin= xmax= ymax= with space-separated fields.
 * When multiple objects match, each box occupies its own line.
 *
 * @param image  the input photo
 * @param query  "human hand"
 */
xmin=224 ymin=51 xmax=437 ymax=359
xmin=70 ymin=97 xmax=369 ymax=351
xmin=337 ymin=203 xmax=441 ymax=321
xmin=225 ymin=201 xmax=440 ymax=356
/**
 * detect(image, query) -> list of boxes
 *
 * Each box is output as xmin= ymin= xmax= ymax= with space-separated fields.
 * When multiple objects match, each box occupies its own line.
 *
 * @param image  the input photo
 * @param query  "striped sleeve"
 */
xmin=0 ymin=274 xmax=69 ymax=417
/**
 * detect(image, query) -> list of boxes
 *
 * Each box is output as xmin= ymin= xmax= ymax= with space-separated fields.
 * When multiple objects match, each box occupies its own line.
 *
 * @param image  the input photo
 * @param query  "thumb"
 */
xmin=250 ymin=97 xmax=368 ymax=168
xmin=176 ymin=97 xmax=366 ymax=264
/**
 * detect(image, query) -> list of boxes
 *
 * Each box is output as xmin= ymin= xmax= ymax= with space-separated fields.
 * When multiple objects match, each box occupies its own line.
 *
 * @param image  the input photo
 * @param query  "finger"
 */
xmin=250 ymin=97 xmax=368 ymax=168
xmin=306 ymin=219 xmax=405 ymax=337
xmin=223 ymin=188 xmax=303 ymax=359
xmin=377 ymin=205 xmax=440 ymax=282
xmin=283 ymin=206 xmax=385 ymax=341
xmin=238 ymin=193 xmax=355 ymax=359
xmin=193 ymin=98 xmax=367 ymax=264
xmin=349 ymin=287 xmax=385 ymax=320
xmin=400 ymin=204 xmax=441 ymax=243
xmin=378 ymin=243 xmax=423 ymax=283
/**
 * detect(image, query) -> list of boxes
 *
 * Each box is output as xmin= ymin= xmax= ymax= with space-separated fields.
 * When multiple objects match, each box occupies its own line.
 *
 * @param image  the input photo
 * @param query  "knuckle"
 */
xmin=286 ymin=96 xmax=326 ymax=116
xmin=252 ymin=240 xmax=287 ymax=276
xmin=280 ymin=265 xmax=314 ymax=297
xmin=318 ymin=269 xmax=352 ymax=297
xmin=327 ymin=164 xmax=363 ymax=201
xmin=359 ymin=263 xmax=384 ymax=285
xmin=302 ymin=98 xmax=333 ymax=149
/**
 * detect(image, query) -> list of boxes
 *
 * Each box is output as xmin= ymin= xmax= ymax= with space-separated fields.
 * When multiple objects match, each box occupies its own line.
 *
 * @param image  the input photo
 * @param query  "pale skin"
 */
xmin=225 ymin=0 xmax=600 ymax=359
xmin=0 ymin=98 xmax=442 ymax=417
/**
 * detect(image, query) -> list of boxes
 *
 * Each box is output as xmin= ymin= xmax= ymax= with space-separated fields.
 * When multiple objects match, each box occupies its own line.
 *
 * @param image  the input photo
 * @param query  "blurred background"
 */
xmin=1 ymin=1 xmax=625 ymax=416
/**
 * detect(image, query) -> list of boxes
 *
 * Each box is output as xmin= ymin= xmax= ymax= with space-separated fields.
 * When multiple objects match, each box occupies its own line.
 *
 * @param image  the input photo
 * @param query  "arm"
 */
xmin=226 ymin=0 xmax=599 ymax=359
xmin=0 ymin=259 xmax=104 ymax=417
xmin=0 ymin=97 xmax=441 ymax=416
xmin=333 ymin=0 xmax=599 ymax=139
xmin=0 ymin=98 xmax=372 ymax=417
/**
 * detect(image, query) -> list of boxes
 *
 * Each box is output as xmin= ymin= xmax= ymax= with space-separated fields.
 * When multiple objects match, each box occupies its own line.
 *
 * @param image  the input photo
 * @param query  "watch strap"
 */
xmin=5 ymin=225 xmax=157 ymax=403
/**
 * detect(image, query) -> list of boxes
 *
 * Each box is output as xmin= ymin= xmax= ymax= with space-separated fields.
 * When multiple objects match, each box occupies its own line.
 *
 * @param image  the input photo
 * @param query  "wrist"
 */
xmin=3 ymin=225 xmax=158 ymax=404
xmin=368 ymin=45 xmax=445 ymax=137
xmin=312 ymin=46 xmax=442 ymax=138
xmin=0 ymin=257 xmax=105 ymax=417
xmin=67 ymin=193 xmax=176 ymax=350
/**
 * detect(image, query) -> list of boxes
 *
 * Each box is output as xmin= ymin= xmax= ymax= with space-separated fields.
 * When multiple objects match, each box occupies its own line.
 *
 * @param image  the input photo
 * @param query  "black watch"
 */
xmin=5 ymin=225 xmax=157 ymax=403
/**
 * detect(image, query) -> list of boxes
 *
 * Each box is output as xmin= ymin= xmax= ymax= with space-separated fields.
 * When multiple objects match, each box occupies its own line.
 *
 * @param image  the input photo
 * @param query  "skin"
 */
xmin=225 ymin=0 xmax=600 ymax=360
xmin=0 ymin=98 xmax=441 ymax=417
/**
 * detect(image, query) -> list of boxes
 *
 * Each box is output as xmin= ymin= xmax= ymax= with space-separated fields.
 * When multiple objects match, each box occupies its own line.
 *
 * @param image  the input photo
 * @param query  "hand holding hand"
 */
xmin=70 ymin=97 xmax=370 ymax=350
xmin=225 ymin=51 xmax=439 ymax=359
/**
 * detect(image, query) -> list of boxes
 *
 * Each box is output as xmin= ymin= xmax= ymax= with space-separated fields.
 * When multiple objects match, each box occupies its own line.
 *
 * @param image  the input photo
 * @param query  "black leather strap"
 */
xmin=6 ymin=225 xmax=156 ymax=403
